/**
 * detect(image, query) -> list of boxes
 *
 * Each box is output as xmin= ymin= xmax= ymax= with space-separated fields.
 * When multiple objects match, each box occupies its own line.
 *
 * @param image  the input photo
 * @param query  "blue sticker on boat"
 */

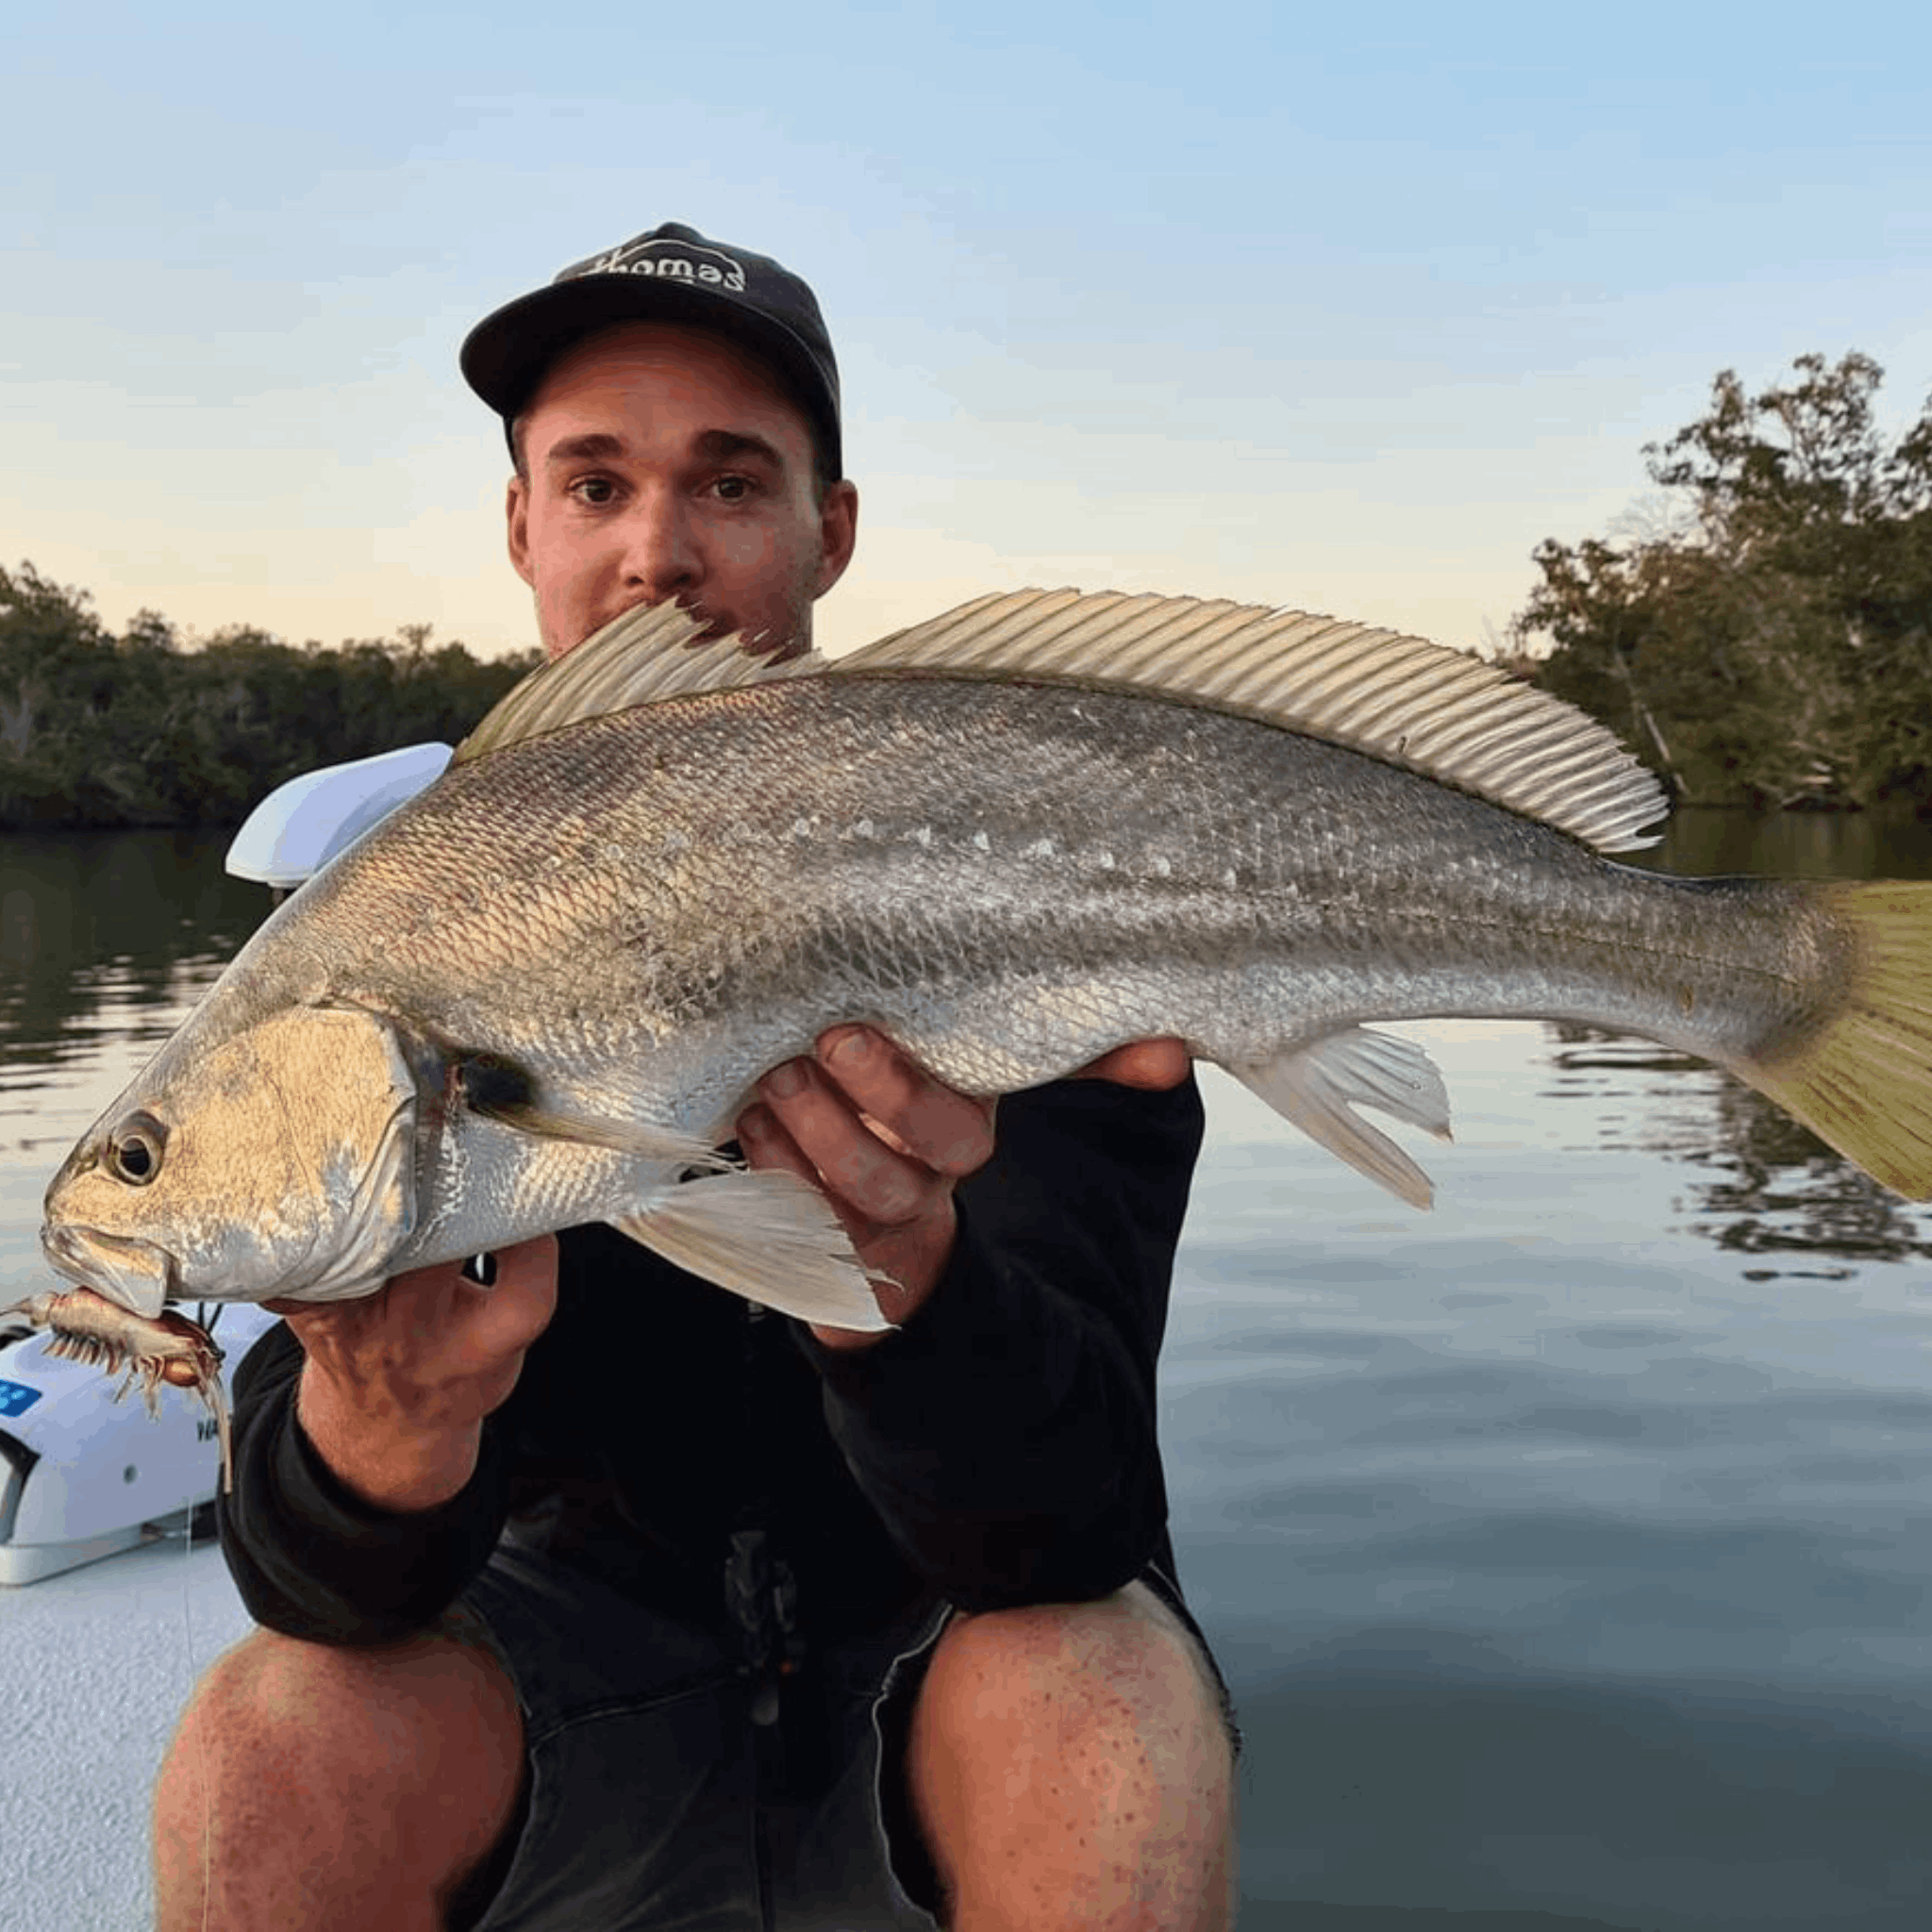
xmin=0 ymin=1379 xmax=43 ymax=1418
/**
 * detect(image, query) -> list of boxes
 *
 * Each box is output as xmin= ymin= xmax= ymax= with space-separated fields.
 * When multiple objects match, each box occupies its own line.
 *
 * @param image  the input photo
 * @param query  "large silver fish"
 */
xmin=27 ymin=590 xmax=1932 ymax=1362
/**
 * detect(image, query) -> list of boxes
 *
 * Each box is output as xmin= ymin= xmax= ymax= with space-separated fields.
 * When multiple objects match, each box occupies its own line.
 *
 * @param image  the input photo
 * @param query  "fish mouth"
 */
xmin=39 ymin=1223 xmax=175 ymax=1319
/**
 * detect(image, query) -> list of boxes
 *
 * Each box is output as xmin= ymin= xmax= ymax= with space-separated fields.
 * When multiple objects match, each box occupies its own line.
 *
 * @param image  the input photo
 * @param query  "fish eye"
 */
xmin=108 ymin=1114 xmax=167 ymax=1187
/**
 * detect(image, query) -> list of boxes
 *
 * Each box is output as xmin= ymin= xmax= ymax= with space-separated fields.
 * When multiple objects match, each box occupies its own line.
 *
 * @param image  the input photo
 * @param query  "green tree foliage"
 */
xmin=1517 ymin=353 xmax=1932 ymax=807
xmin=0 ymin=563 xmax=540 ymax=828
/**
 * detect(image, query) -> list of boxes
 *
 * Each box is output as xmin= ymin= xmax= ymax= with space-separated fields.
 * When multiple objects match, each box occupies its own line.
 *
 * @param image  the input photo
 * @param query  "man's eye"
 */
xmin=711 ymin=475 xmax=756 ymax=502
xmin=568 ymin=476 xmax=619 ymax=506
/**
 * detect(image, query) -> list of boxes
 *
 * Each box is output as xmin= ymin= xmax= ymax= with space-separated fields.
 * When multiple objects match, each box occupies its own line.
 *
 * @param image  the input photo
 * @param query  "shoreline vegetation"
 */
xmin=7 ymin=352 xmax=1927 ymax=830
xmin=1503 ymin=350 xmax=1932 ymax=813
xmin=0 ymin=562 xmax=539 ymax=829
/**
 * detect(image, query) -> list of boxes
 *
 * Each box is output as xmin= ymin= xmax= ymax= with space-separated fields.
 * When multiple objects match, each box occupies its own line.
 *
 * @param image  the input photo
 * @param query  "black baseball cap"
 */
xmin=460 ymin=221 xmax=843 ymax=479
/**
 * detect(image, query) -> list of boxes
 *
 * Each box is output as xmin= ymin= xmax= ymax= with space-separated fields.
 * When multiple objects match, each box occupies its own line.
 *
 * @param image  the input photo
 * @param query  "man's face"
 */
xmin=507 ymin=322 xmax=858 ymax=661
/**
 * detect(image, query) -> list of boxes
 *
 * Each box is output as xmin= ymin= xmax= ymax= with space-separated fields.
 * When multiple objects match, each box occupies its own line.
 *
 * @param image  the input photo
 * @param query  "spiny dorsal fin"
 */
xmin=839 ymin=589 xmax=1669 ymax=854
xmin=453 ymin=603 xmax=827 ymax=764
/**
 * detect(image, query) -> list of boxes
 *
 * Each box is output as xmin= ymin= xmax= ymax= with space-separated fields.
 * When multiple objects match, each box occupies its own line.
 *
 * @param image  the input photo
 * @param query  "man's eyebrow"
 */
xmin=692 ymin=428 xmax=789 ymax=471
xmin=539 ymin=431 xmax=626 ymax=467
xmin=536 ymin=428 xmax=791 ymax=471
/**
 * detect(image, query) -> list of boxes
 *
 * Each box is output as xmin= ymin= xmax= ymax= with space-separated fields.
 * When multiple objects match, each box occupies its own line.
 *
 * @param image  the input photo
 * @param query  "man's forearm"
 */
xmin=296 ymin=1357 xmax=486 ymax=1512
xmin=803 ymin=1076 xmax=1206 ymax=1607
xmin=215 ymin=1322 xmax=513 ymax=1647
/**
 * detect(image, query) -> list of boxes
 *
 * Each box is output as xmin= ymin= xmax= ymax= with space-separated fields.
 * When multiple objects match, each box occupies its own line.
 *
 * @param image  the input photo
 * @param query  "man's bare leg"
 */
xmin=152 ymin=1625 xmax=524 ymax=1932
xmin=908 ymin=1581 xmax=1237 ymax=1930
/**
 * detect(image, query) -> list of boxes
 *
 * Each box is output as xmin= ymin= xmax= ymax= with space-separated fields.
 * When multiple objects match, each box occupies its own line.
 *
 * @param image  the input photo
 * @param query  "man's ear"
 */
xmin=812 ymin=480 xmax=859 ymax=599
xmin=506 ymin=474 xmax=535 ymax=588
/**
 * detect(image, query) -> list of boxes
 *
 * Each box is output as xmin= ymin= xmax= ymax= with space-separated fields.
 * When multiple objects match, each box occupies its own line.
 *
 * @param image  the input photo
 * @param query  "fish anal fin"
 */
xmin=1227 ymin=1026 xmax=1452 ymax=1210
xmin=608 ymin=1170 xmax=892 ymax=1331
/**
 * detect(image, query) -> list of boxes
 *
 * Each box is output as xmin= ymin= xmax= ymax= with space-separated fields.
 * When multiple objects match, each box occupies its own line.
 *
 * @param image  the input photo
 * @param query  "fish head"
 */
xmin=41 ymin=1004 xmax=422 ymax=1314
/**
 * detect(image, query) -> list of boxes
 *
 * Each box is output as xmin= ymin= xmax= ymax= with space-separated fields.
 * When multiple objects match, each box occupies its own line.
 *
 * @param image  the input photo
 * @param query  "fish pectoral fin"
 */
xmin=1227 ymin=1027 xmax=1452 ymax=1210
xmin=460 ymin=1064 xmax=729 ymax=1170
xmin=607 ymin=1170 xmax=893 ymax=1332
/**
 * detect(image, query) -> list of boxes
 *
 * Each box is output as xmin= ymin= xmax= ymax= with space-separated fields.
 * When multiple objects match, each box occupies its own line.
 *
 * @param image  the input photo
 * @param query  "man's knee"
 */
xmin=908 ymin=1582 xmax=1235 ymax=1925
xmin=164 ymin=1621 xmax=523 ymax=1796
xmin=154 ymin=1623 xmax=525 ymax=1928
xmin=918 ymin=1580 xmax=1230 ymax=1767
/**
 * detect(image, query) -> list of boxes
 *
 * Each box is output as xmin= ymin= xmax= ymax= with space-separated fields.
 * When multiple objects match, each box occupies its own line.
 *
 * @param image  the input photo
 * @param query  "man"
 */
xmin=154 ymin=222 xmax=1237 ymax=1931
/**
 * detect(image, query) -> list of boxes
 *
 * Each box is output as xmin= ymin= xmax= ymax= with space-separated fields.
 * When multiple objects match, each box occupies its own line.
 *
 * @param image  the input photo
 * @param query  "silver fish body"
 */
xmin=366 ymin=671 xmax=1817 ymax=1105
xmin=37 ymin=591 xmax=1932 ymax=1330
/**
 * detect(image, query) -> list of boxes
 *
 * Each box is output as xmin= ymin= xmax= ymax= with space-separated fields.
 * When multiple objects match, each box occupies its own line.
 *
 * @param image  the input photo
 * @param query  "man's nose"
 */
xmin=622 ymin=489 xmax=701 ymax=599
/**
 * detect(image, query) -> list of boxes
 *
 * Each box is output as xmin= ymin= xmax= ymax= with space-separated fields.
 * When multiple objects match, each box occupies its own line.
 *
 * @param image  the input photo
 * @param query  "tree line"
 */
xmin=10 ymin=352 xmax=1928 ymax=829
xmin=1512 ymin=350 xmax=1932 ymax=809
xmin=0 ymin=564 xmax=539 ymax=828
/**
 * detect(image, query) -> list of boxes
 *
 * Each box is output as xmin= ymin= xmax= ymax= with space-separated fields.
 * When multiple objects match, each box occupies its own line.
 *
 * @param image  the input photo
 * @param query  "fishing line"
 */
xmin=177 ymin=1300 xmax=219 ymax=1932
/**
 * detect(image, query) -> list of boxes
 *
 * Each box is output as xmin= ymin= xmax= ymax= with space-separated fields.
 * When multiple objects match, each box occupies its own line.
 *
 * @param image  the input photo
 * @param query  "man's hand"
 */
xmin=737 ymin=1026 xmax=991 ymax=1348
xmin=1075 ymin=1038 xmax=1191 ymax=1091
xmin=737 ymin=1026 xmax=1190 ymax=1349
xmin=268 ymin=1235 xmax=559 ymax=1514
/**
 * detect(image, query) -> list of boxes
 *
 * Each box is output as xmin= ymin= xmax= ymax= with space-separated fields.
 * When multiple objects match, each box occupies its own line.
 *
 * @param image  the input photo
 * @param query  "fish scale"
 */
xmin=24 ymin=590 xmax=1932 ymax=1374
xmin=300 ymin=674 xmax=1819 ymax=1112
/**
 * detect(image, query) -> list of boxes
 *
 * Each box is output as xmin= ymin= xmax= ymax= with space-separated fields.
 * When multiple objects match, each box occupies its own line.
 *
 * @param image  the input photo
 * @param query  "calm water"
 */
xmin=6 ymin=814 xmax=1932 ymax=1930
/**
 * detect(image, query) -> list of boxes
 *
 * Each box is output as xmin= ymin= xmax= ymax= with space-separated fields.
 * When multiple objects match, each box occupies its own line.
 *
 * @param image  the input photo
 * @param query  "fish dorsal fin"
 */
xmin=839 ymin=589 xmax=1668 ymax=854
xmin=454 ymin=602 xmax=827 ymax=764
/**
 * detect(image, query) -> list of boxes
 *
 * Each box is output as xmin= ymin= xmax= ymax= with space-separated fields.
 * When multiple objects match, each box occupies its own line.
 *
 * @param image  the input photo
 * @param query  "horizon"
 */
xmin=8 ymin=3 xmax=1930 ymax=664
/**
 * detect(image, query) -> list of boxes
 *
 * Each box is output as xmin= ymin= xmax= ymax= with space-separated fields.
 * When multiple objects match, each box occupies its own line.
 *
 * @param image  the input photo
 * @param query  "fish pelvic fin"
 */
xmin=454 ymin=603 xmax=828 ymax=763
xmin=1742 ymin=881 xmax=1932 ymax=1199
xmin=838 ymin=589 xmax=1670 ymax=855
xmin=608 ymin=1169 xmax=893 ymax=1331
xmin=1227 ymin=1026 xmax=1453 ymax=1209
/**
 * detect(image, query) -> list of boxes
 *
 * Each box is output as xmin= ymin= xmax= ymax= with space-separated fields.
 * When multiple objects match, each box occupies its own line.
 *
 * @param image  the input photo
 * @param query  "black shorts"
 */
xmin=451 ymin=1536 xmax=1233 ymax=1931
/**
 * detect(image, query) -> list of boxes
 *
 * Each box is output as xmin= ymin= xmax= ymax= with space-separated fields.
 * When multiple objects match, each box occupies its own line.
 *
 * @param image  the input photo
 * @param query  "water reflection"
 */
xmin=1535 ymin=808 xmax=1932 ymax=1271
xmin=1159 ymin=806 xmax=1932 ymax=1926
xmin=1544 ymin=1026 xmax=1932 ymax=1267
xmin=8 ymin=811 xmax=1932 ymax=1928
xmin=0 ymin=832 xmax=265 ymax=1077
xmin=1645 ymin=803 xmax=1932 ymax=884
xmin=1230 ymin=1652 xmax=1932 ymax=1931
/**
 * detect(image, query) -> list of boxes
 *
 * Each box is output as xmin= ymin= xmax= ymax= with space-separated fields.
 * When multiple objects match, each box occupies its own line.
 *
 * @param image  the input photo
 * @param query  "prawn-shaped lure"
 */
xmin=2 ymin=1289 xmax=231 ymax=1491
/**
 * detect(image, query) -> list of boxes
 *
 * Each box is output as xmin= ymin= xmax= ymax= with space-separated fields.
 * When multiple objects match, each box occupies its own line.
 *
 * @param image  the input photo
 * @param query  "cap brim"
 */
xmin=460 ymin=276 xmax=841 ymax=475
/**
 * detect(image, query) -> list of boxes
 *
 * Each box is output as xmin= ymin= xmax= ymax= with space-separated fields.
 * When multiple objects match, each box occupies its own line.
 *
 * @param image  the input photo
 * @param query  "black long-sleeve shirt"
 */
xmin=216 ymin=1075 xmax=1205 ymax=1649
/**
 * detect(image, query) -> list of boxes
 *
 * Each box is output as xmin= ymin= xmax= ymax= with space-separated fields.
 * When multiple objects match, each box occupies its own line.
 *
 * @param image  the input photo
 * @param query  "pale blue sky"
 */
xmin=6 ymin=2 xmax=1929 ymax=658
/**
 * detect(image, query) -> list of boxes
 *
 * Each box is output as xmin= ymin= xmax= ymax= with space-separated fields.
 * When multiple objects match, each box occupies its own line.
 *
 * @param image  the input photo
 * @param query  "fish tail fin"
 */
xmin=1742 ymin=881 xmax=1932 ymax=1198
